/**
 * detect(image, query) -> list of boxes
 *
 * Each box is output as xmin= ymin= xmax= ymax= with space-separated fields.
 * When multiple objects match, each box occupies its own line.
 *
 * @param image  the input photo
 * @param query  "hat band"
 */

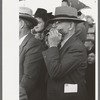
xmin=19 ymin=13 xmax=32 ymax=17
xmin=54 ymin=14 xmax=77 ymax=18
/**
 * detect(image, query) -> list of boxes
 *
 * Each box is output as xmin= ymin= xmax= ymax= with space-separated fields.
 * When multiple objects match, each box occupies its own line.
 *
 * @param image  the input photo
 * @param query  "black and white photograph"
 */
xmin=3 ymin=0 xmax=98 ymax=100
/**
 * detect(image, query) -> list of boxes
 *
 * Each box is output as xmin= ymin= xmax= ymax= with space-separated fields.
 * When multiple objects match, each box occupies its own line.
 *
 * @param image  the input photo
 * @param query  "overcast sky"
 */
xmin=19 ymin=0 xmax=97 ymax=20
xmin=19 ymin=0 xmax=97 ymax=21
xmin=19 ymin=0 xmax=97 ymax=13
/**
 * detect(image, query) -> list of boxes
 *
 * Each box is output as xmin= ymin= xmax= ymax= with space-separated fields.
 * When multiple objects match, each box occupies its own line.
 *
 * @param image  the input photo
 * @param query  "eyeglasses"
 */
xmin=45 ymin=21 xmax=67 ymax=36
xmin=52 ymin=21 xmax=63 ymax=28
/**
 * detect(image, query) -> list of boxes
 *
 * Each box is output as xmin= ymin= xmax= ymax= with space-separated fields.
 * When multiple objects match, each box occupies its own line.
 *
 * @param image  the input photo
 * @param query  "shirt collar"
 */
xmin=60 ymin=34 xmax=73 ymax=48
xmin=19 ymin=34 xmax=28 ymax=46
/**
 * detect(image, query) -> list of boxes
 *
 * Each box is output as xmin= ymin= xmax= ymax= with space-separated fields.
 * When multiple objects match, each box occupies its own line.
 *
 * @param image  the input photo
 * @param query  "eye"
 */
xmin=52 ymin=21 xmax=61 ymax=28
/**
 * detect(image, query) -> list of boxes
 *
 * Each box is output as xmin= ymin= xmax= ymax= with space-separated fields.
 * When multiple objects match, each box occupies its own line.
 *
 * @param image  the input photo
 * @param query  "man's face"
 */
xmin=33 ymin=17 xmax=45 ymax=32
xmin=51 ymin=21 xmax=71 ymax=37
xmin=88 ymin=53 xmax=95 ymax=64
xmin=19 ymin=18 xmax=24 ymax=34
xmin=87 ymin=33 xmax=95 ymax=40
xmin=84 ymin=40 xmax=94 ymax=50
xmin=86 ymin=17 xmax=94 ymax=24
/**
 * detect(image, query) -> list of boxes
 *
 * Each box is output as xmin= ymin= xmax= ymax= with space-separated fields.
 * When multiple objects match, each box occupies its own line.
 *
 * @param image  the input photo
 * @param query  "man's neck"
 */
xmin=60 ymin=31 xmax=75 ymax=48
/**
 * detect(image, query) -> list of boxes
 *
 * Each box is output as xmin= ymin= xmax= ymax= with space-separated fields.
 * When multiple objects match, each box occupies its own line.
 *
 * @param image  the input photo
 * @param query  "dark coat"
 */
xmin=19 ymin=33 xmax=47 ymax=100
xmin=20 ymin=86 xmax=28 ymax=100
xmin=85 ymin=63 xmax=95 ymax=100
xmin=42 ymin=34 xmax=90 ymax=100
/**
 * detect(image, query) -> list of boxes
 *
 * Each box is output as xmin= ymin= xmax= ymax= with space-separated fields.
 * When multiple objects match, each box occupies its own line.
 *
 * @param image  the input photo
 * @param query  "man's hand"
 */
xmin=47 ymin=29 xmax=62 ymax=48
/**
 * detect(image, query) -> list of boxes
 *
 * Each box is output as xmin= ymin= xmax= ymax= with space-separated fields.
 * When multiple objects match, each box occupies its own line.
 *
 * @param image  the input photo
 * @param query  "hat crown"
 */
xmin=34 ymin=8 xmax=54 ymax=23
xmin=19 ymin=7 xmax=33 ymax=16
xmin=34 ymin=8 xmax=47 ymax=16
xmin=55 ymin=6 xmax=77 ymax=17
xmin=19 ymin=7 xmax=38 ymax=28
xmin=47 ymin=6 xmax=85 ymax=24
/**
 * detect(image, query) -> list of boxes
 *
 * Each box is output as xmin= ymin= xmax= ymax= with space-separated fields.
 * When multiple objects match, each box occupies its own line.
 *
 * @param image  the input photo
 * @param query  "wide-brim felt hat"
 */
xmin=34 ymin=8 xmax=47 ymax=17
xmin=19 ymin=7 xmax=37 ymax=27
xmin=48 ymin=6 xmax=85 ymax=23
xmin=34 ymin=8 xmax=54 ymax=22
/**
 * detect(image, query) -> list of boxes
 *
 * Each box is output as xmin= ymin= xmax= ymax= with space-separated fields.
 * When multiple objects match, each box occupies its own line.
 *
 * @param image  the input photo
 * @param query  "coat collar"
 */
xmin=60 ymin=34 xmax=77 ymax=52
xmin=19 ymin=32 xmax=33 ymax=54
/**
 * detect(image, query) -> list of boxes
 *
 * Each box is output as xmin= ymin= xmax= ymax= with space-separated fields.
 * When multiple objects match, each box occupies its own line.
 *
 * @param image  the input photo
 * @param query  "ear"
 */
xmin=68 ymin=22 xmax=75 ymax=31
xmin=19 ymin=19 xmax=24 ymax=29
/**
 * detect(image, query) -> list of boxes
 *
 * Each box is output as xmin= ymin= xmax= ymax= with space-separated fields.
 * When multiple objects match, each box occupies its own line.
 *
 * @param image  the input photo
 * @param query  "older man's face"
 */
xmin=51 ymin=21 xmax=71 ymax=36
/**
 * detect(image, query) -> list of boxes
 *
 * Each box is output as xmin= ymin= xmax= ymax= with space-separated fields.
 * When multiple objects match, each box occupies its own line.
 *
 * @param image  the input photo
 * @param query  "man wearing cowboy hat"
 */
xmin=19 ymin=7 xmax=47 ymax=100
xmin=42 ymin=6 xmax=90 ymax=100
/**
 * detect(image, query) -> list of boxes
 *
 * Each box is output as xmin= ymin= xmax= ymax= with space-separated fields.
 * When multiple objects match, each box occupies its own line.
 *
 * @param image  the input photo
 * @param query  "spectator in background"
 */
xmin=86 ymin=15 xmax=95 ymax=33
xmin=85 ymin=50 xmax=95 ymax=100
xmin=84 ymin=39 xmax=95 ymax=54
xmin=86 ymin=15 xmax=95 ymax=40
xmin=87 ymin=33 xmax=95 ymax=40
xmin=75 ymin=11 xmax=88 ymax=43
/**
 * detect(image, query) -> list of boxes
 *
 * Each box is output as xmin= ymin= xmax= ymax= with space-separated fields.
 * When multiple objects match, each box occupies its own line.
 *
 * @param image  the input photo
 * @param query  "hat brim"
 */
xmin=19 ymin=14 xmax=37 ymax=27
xmin=48 ymin=17 xmax=85 ymax=24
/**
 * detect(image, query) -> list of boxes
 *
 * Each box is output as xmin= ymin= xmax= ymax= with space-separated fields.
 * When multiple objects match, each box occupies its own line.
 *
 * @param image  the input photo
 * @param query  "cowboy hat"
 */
xmin=34 ymin=8 xmax=54 ymax=23
xmin=48 ymin=6 xmax=85 ymax=23
xmin=19 ymin=7 xmax=37 ymax=27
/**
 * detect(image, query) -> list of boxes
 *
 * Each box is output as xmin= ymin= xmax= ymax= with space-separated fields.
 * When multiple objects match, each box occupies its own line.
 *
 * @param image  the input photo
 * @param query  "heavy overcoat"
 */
xmin=20 ymin=33 xmax=47 ymax=100
xmin=43 ymin=34 xmax=90 ymax=100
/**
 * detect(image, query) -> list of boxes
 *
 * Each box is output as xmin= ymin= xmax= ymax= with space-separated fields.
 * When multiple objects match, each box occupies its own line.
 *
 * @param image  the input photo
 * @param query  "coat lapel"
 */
xmin=60 ymin=34 xmax=77 ymax=54
xmin=19 ymin=33 xmax=32 ymax=55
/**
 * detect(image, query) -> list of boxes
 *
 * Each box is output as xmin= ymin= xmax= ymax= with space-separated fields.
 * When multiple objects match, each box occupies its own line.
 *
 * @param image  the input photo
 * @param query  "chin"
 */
xmin=88 ymin=61 xmax=93 ymax=64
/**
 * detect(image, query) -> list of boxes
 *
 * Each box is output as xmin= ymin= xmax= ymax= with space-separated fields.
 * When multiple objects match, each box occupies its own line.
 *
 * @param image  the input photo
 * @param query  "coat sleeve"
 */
xmin=20 ymin=42 xmax=44 ymax=95
xmin=42 ymin=44 xmax=86 ymax=79
xmin=20 ymin=86 xmax=28 ymax=100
